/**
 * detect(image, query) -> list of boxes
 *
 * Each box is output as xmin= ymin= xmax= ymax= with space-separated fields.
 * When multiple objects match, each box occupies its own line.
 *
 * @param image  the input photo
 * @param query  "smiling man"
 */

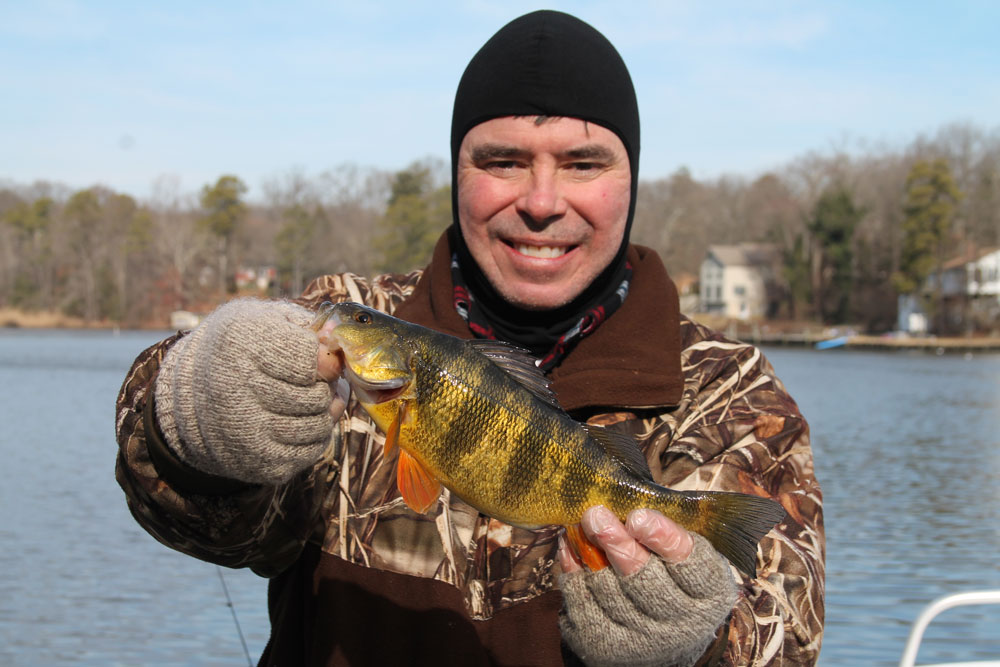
xmin=116 ymin=10 xmax=824 ymax=666
xmin=456 ymin=117 xmax=631 ymax=310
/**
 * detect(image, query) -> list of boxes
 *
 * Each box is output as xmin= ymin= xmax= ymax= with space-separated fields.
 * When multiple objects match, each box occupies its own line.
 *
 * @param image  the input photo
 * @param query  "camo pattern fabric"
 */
xmin=116 ymin=271 xmax=824 ymax=665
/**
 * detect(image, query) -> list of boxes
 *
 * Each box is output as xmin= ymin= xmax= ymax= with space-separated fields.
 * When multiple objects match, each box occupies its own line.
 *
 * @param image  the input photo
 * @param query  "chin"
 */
xmin=497 ymin=282 xmax=577 ymax=311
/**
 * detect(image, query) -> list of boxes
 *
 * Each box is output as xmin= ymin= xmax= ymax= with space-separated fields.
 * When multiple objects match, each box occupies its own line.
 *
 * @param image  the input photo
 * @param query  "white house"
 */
xmin=699 ymin=244 xmax=779 ymax=320
xmin=897 ymin=246 xmax=1000 ymax=333
xmin=963 ymin=247 xmax=1000 ymax=299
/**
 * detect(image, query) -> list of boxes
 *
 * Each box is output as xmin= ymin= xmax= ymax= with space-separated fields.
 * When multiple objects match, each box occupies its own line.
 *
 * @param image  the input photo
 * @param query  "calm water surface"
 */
xmin=1 ymin=329 xmax=998 ymax=665
xmin=763 ymin=345 xmax=1000 ymax=665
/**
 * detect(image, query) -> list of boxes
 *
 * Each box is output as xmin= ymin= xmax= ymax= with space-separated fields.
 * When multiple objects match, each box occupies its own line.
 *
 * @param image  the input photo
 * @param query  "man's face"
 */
xmin=456 ymin=116 xmax=631 ymax=310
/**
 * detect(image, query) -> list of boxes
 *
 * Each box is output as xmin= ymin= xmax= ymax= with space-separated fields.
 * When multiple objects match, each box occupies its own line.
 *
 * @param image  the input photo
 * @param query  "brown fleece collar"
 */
xmin=393 ymin=233 xmax=682 ymax=413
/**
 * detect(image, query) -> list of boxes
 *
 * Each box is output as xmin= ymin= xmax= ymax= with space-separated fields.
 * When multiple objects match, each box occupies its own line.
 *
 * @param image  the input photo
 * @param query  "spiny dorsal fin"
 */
xmin=582 ymin=424 xmax=654 ymax=482
xmin=466 ymin=339 xmax=564 ymax=412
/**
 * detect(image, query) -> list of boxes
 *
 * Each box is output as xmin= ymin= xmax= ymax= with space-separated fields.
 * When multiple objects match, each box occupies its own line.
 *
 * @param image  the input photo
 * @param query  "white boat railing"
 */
xmin=899 ymin=590 xmax=1000 ymax=667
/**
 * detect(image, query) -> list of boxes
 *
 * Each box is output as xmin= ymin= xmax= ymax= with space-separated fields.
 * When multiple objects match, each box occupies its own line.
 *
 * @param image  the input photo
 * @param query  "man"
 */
xmin=116 ymin=10 xmax=824 ymax=666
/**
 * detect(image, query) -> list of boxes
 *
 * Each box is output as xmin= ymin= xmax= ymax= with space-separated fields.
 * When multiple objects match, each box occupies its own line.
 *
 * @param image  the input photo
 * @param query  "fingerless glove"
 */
xmin=155 ymin=298 xmax=334 ymax=485
xmin=559 ymin=534 xmax=738 ymax=666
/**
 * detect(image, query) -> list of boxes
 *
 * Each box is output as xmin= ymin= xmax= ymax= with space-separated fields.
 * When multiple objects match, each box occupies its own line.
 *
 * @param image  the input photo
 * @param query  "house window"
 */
xmin=734 ymin=286 xmax=746 ymax=296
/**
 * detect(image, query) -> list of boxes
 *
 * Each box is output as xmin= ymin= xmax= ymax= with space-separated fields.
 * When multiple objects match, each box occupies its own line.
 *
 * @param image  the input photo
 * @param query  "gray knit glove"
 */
xmin=559 ymin=534 xmax=737 ymax=667
xmin=154 ymin=298 xmax=337 ymax=485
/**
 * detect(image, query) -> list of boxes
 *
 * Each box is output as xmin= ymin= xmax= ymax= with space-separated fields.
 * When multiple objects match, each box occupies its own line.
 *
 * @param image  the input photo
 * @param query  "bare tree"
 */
xmin=152 ymin=175 xmax=208 ymax=313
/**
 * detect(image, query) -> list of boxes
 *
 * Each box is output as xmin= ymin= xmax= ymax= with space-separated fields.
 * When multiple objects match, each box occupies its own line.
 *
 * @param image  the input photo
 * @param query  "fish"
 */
xmin=311 ymin=301 xmax=786 ymax=576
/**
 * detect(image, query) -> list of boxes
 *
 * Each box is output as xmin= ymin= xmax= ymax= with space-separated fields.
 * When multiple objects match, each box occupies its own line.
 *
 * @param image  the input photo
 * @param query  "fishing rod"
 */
xmin=215 ymin=564 xmax=253 ymax=666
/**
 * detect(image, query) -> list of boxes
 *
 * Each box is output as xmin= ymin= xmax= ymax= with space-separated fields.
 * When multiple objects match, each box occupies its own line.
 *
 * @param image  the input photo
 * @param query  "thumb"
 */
xmin=328 ymin=378 xmax=350 ymax=420
xmin=316 ymin=338 xmax=344 ymax=382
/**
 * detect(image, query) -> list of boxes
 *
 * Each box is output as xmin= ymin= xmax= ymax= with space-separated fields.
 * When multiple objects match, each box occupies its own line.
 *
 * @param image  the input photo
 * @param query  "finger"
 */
xmin=625 ymin=509 xmax=694 ymax=564
xmin=328 ymin=378 xmax=350 ymax=420
xmin=267 ymin=412 xmax=333 ymax=447
xmin=581 ymin=505 xmax=650 ymax=577
xmin=250 ymin=372 xmax=332 ymax=416
xmin=313 ymin=313 xmax=341 ymax=346
xmin=557 ymin=533 xmax=583 ymax=575
xmin=316 ymin=340 xmax=344 ymax=382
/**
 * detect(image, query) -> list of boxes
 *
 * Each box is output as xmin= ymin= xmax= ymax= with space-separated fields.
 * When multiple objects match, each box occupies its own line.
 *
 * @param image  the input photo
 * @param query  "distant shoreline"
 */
xmin=0 ymin=308 xmax=163 ymax=331
xmin=4 ymin=307 xmax=1000 ymax=351
xmin=756 ymin=332 xmax=1000 ymax=351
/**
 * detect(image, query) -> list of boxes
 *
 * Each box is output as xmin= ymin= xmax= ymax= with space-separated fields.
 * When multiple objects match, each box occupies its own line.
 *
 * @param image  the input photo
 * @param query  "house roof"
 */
xmin=707 ymin=243 xmax=779 ymax=267
xmin=942 ymin=246 xmax=1000 ymax=271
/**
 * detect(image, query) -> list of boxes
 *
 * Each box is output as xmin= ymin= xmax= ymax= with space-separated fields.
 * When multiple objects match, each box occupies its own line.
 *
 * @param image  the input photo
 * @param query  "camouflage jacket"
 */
xmin=116 ymin=239 xmax=824 ymax=665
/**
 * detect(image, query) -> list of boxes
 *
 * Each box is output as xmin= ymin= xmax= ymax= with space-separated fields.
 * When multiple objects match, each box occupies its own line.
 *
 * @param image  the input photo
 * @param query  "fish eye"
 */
xmin=355 ymin=311 xmax=371 ymax=324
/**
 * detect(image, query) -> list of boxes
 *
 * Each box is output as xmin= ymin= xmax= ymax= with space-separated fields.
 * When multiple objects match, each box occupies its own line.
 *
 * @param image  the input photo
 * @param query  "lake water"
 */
xmin=0 ymin=329 xmax=997 ymax=665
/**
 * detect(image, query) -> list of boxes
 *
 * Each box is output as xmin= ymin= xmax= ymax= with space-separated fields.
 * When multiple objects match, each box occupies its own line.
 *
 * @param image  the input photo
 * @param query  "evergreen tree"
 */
xmin=892 ymin=159 xmax=962 ymax=332
xmin=64 ymin=189 xmax=106 ymax=320
xmin=808 ymin=187 xmax=864 ymax=324
xmin=199 ymin=175 xmax=247 ymax=294
xmin=276 ymin=203 xmax=322 ymax=295
xmin=3 ymin=197 xmax=54 ymax=307
xmin=375 ymin=163 xmax=450 ymax=273
xmin=105 ymin=193 xmax=153 ymax=323
xmin=780 ymin=233 xmax=811 ymax=320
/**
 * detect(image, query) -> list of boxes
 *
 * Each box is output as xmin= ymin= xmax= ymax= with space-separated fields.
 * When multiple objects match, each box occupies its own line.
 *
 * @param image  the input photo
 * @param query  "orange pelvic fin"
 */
xmin=397 ymin=448 xmax=441 ymax=514
xmin=566 ymin=524 xmax=610 ymax=571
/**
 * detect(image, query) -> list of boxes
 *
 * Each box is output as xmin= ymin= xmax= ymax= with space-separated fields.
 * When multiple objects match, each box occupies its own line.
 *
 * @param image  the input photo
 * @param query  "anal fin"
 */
xmin=565 ymin=524 xmax=610 ymax=571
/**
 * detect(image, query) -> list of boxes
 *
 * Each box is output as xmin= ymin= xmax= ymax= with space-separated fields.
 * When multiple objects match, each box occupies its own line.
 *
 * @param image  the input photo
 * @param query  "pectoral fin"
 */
xmin=565 ymin=524 xmax=610 ymax=571
xmin=397 ymin=449 xmax=442 ymax=514
xmin=383 ymin=402 xmax=405 ymax=455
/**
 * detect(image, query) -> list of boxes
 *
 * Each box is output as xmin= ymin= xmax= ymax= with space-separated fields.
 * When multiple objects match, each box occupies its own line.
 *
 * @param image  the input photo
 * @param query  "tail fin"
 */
xmin=676 ymin=491 xmax=787 ymax=578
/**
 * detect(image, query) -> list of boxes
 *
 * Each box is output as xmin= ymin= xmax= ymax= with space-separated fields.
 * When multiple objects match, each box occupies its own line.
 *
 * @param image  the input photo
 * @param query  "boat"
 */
xmin=814 ymin=335 xmax=849 ymax=350
xmin=898 ymin=590 xmax=1000 ymax=667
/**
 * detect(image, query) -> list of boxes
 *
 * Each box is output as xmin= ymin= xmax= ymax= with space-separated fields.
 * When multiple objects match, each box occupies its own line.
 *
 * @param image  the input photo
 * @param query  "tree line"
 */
xmin=1 ymin=122 xmax=997 ymax=332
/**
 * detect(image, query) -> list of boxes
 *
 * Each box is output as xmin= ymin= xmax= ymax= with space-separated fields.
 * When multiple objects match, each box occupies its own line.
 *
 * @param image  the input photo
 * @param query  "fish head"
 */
xmin=317 ymin=302 xmax=413 ymax=404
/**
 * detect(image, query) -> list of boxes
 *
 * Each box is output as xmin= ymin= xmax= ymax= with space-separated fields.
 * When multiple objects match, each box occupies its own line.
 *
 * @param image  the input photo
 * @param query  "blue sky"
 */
xmin=2 ymin=1 xmax=998 ymax=202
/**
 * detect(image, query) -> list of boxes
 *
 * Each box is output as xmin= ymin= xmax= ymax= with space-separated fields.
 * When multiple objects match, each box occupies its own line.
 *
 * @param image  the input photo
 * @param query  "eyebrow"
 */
xmin=469 ymin=143 xmax=617 ymax=163
xmin=562 ymin=145 xmax=616 ymax=161
xmin=470 ymin=144 xmax=527 ymax=162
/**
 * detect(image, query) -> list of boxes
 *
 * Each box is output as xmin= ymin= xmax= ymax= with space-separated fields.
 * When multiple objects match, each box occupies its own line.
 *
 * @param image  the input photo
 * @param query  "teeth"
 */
xmin=515 ymin=244 xmax=567 ymax=259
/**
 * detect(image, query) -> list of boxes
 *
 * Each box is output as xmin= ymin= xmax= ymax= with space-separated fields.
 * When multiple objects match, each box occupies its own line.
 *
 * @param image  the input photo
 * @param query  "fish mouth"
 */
xmin=319 ymin=303 xmax=411 ymax=404
xmin=343 ymin=365 xmax=409 ymax=404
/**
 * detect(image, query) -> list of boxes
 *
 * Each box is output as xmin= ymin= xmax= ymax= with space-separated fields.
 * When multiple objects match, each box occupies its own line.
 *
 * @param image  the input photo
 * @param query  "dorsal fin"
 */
xmin=582 ymin=424 xmax=654 ymax=482
xmin=466 ymin=339 xmax=564 ymax=412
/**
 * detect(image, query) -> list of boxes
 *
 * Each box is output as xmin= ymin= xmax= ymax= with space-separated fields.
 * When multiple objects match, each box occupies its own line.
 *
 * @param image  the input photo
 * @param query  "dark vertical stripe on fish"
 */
xmin=498 ymin=418 xmax=546 ymax=510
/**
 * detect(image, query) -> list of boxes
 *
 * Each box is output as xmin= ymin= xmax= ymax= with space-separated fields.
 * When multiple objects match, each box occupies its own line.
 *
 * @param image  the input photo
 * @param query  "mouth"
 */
xmin=506 ymin=241 xmax=575 ymax=259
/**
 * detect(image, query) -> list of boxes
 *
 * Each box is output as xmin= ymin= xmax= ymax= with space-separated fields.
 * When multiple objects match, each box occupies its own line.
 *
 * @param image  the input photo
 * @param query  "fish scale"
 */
xmin=410 ymin=340 xmax=576 ymax=524
xmin=314 ymin=301 xmax=788 ymax=576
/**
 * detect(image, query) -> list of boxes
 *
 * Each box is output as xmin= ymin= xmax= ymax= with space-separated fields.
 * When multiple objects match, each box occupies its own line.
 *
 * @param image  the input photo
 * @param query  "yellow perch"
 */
xmin=313 ymin=302 xmax=786 ymax=576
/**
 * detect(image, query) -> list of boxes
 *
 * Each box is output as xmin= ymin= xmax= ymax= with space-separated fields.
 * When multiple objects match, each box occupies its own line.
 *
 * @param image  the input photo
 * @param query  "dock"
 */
xmin=754 ymin=332 xmax=1000 ymax=352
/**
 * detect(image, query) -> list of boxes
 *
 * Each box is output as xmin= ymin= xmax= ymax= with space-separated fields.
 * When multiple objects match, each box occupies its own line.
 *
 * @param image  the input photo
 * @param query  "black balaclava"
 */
xmin=449 ymin=10 xmax=640 ymax=356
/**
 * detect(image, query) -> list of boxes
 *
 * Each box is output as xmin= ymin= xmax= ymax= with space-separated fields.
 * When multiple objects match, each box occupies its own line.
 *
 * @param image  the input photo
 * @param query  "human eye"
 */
xmin=562 ymin=146 xmax=616 ymax=178
xmin=564 ymin=160 xmax=607 ymax=180
xmin=470 ymin=146 xmax=527 ymax=176
xmin=485 ymin=159 xmax=518 ymax=171
xmin=480 ymin=158 xmax=526 ymax=177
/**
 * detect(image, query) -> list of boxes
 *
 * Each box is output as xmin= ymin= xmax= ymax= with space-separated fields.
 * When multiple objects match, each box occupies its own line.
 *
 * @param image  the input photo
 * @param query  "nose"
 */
xmin=516 ymin=167 xmax=567 ymax=227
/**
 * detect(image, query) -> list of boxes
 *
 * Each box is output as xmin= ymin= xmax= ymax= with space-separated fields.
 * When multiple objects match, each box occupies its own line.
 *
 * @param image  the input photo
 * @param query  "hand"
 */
xmin=154 ymin=298 xmax=346 ymax=485
xmin=315 ymin=319 xmax=350 ymax=422
xmin=557 ymin=506 xmax=737 ymax=667
xmin=559 ymin=505 xmax=694 ymax=577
